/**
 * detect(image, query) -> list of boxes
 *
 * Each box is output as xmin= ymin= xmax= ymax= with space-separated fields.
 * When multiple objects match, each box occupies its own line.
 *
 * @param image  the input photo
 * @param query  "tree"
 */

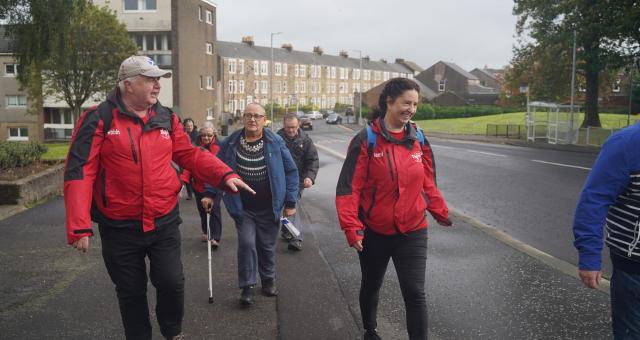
xmin=1 ymin=1 xmax=136 ymax=118
xmin=513 ymin=0 xmax=631 ymax=127
xmin=42 ymin=3 xmax=136 ymax=118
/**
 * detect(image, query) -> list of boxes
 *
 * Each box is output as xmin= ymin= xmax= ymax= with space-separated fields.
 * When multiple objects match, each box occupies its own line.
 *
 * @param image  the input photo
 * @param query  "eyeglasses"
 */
xmin=201 ymin=134 xmax=214 ymax=138
xmin=243 ymin=113 xmax=265 ymax=120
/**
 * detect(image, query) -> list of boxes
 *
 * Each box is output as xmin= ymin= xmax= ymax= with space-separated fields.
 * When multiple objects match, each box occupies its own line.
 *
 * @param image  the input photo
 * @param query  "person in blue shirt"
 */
xmin=573 ymin=122 xmax=640 ymax=338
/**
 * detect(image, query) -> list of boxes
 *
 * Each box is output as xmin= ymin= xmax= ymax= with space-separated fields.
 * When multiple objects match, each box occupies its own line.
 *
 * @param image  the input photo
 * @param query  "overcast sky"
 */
xmin=216 ymin=0 xmax=518 ymax=71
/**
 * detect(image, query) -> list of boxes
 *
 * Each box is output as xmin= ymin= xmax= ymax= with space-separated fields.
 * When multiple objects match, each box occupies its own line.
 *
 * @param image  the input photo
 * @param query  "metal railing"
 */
xmin=486 ymin=124 xmax=526 ymax=139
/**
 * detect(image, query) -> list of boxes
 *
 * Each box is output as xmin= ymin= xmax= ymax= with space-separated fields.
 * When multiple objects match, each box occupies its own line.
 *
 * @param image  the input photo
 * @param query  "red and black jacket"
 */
xmin=335 ymin=118 xmax=449 ymax=246
xmin=64 ymin=89 xmax=238 ymax=244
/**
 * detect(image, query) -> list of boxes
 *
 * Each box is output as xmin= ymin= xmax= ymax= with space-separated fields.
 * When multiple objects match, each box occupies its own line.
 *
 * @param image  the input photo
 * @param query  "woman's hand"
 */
xmin=352 ymin=240 xmax=363 ymax=252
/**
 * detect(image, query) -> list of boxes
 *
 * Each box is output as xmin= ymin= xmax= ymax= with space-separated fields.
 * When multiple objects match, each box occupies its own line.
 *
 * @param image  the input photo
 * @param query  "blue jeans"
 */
xmin=611 ymin=267 xmax=640 ymax=339
xmin=235 ymin=209 xmax=279 ymax=288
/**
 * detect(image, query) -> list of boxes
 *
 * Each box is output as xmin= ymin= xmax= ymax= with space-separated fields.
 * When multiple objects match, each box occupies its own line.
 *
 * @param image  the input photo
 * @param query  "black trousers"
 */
xmin=358 ymin=228 xmax=428 ymax=340
xmin=194 ymin=191 xmax=223 ymax=241
xmin=99 ymin=223 xmax=184 ymax=340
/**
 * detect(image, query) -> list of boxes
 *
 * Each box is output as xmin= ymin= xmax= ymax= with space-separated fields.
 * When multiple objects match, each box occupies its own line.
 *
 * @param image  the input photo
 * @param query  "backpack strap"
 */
xmin=416 ymin=127 xmax=425 ymax=148
xmin=366 ymin=125 xmax=377 ymax=158
xmin=96 ymin=101 xmax=114 ymax=133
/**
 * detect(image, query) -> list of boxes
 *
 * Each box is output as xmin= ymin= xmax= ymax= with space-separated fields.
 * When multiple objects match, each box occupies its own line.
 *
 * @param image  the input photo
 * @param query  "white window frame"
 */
xmin=124 ymin=0 xmax=157 ymax=11
xmin=260 ymin=61 xmax=268 ymax=76
xmin=228 ymin=59 xmax=236 ymax=74
xmin=300 ymin=65 xmax=306 ymax=77
xmin=198 ymin=6 xmax=203 ymax=21
xmin=199 ymin=76 xmax=203 ymax=90
xmin=7 ymin=127 xmax=28 ymax=141
xmin=353 ymin=68 xmax=360 ymax=80
xmin=283 ymin=63 xmax=288 ymax=76
xmin=438 ymin=80 xmax=446 ymax=92
xmin=275 ymin=63 xmax=282 ymax=76
xmin=254 ymin=81 xmax=259 ymax=95
xmin=294 ymin=64 xmax=299 ymax=77
xmin=228 ymin=80 xmax=236 ymax=94
xmin=613 ymin=79 xmax=621 ymax=93
xmin=330 ymin=67 xmax=336 ymax=79
xmin=206 ymin=42 xmax=213 ymax=55
xmin=5 ymin=95 xmax=27 ymax=108
xmin=206 ymin=76 xmax=213 ymax=90
xmin=383 ymin=72 xmax=390 ymax=81
xmin=261 ymin=80 xmax=268 ymax=94
xmin=206 ymin=10 xmax=213 ymax=24
xmin=239 ymin=59 xmax=245 ymax=74
xmin=4 ymin=63 xmax=18 ymax=77
xmin=206 ymin=108 xmax=213 ymax=120
xmin=254 ymin=60 xmax=259 ymax=75
xmin=239 ymin=80 xmax=245 ymax=93
xmin=300 ymin=81 xmax=306 ymax=93
xmin=282 ymin=81 xmax=287 ymax=93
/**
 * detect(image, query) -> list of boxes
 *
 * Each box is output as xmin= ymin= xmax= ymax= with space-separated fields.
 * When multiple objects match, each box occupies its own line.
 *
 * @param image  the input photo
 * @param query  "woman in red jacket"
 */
xmin=336 ymin=77 xmax=452 ymax=340
xmin=192 ymin=122 xmax=223 ymax=248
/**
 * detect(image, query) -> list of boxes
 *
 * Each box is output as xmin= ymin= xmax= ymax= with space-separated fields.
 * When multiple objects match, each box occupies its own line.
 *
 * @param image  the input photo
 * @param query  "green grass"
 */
xmin=416 ymin=112 xmax=640 ymax=135
xmin=42 ymin=142 xmax=69 ymax=160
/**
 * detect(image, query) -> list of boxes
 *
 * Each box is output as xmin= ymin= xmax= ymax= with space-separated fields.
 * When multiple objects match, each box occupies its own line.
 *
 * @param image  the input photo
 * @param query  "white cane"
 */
xmin=207 ymin=212 xmax=213 ymax=303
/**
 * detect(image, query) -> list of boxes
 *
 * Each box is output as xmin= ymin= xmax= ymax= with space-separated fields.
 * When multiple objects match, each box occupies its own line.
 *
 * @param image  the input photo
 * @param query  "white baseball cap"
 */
xmin=118 ymin=56 xmax=172 ymax=81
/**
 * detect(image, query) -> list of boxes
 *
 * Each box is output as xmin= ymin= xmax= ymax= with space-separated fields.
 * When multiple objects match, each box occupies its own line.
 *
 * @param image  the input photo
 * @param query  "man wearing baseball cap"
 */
xmin=64 ymin=55 xmax=255 ymax=340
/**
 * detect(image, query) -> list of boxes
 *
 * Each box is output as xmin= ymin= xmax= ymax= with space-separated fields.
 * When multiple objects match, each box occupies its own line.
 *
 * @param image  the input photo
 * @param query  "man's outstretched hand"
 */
xmin=71 ymin=236 xmax=90 ymax=253
xmin=225 ymin=178 xmax=255 ymax=195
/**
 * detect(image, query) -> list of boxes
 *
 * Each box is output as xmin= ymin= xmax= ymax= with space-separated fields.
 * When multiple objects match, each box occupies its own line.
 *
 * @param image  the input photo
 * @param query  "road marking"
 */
xmin=467 ymin=150 xmax=507 ymax=157
xmin=318 ymin=141 xmax=606 ymax=293
xmin=531 ymin=160 xmax=591 ymax=171
xmin=315 ymin=143 xmax=347 ymax=159
xmin=337 ymin=124 xmax=353 ymax=132
xmin=431 ymin=144 xmax=458 ymax=150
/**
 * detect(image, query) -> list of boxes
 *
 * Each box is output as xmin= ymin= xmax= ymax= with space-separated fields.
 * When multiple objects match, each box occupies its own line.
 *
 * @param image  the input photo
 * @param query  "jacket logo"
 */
xmin=160 ymin=129 xmax=170 ymax=139
xmin=373 ymin=152 xmax=384 ymax=158
xmin=107 ymin=129 xmax=120 ymax=136
xmin=411 ymin=152 xmax=422 ymax=162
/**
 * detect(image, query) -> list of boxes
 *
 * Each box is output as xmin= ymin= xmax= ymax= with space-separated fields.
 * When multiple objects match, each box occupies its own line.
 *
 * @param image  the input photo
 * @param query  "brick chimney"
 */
xmin=313 ymin=46 xmax=323 ymax=55
xmin=241 ymin=36 xmax=254 ymax=46
xmin=363 ymin=55 xmax=370 ymax=62
xmin=395 ymin=58 xmax=405 ymax=64
xmin=339 ymin=50 xmax=349 ymax=58
xmin=281 ymin=43 xmax=293 ymax=52
xmin=380 ymin=58 xmax=387 ymax=63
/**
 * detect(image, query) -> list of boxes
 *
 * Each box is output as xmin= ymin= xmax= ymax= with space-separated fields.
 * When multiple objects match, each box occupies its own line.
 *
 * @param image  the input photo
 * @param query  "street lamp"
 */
xmin=354 ymin=50 xmax=363 ymax=125
xmin=270 ymin=32 xmax=282 ymax=125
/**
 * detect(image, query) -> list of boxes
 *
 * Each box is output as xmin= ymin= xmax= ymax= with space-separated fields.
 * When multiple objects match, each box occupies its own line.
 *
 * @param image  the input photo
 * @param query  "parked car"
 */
xmin=292 ymin=111 xmax=305 ymax=118
xmin=305 ymin=111 xmax=323 ymax=120
xmin=325 ymin=113 xmax=343 ymax=125
xmin=300 ymin=117 xmax=313 ymax=130
xmin=320 ymin=109 xmax=335 ymax=119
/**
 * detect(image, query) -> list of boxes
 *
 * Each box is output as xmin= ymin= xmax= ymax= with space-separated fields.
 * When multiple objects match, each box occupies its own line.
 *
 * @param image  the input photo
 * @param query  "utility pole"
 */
xmin=354 ymin=50 xmax=363 ymax=125
xmin=270 ymin=32 xmax=282 ymax=124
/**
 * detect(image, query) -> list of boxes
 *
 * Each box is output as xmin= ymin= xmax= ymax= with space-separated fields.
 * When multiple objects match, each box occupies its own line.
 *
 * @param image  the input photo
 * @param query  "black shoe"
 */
xmin=239 ymin=285 xmax=255 ymax=305
xmin=288 ymin=239 xmax=302 ymax=251
xmin=363 ymin=329 xmax=382 ymax=340
xmin=281 ymin=226 xmax=293 ymax=241
xmin=261 ymin=279 xmax=278 ymax=297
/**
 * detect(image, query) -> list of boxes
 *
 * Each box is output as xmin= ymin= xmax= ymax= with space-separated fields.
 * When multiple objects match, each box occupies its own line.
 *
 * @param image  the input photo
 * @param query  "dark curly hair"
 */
xmin=371 ymin=77 xmax=420 ymax=122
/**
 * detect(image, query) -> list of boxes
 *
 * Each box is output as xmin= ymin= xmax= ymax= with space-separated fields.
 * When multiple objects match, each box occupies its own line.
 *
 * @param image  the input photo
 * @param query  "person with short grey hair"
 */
xmin=277 ymin=113 xmax=319 ymax=251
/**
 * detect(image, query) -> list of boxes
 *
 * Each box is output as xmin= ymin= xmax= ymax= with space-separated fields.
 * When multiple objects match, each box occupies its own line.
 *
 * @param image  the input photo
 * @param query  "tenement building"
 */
xmin=216 ymin=37 xmax=417 ymax=114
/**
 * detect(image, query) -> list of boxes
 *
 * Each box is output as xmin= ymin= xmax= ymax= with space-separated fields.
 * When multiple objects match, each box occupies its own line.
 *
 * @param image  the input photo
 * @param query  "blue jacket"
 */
xmin=216 ymin=128 xmax=299 ymax=224
xmin=573 ymin=123 xmax=640 ymax=271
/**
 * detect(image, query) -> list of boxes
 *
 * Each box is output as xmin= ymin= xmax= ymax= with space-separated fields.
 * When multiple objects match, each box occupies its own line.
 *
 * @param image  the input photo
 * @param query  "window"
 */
xmin=294 ymin=82 xmax=299 ymax=93
xmin=206 ymin=42 xmax=213 ymax=55
xmin=353 ymin=69 xmax=360 ymax=80
xmin=294 ymin=64 xmax=299 ymax=77
xmin=6 ymin=95 xmax=27 ymax=107
xmin=239 ymin=99 xmax=246 ymax=111
xmin=260 ymin=61 xmax=268 ymax=75
xmin=300 ymin=65 xmax=306 ymax=77
xmin=339 ymin=83 xmax=346 ymax=93
xmin=228 ymin=59 xmax=236 ymax=73
xmin=254 ymin=81 xmax=259 ymax=95
xmin=392 ymin=72 xmax=399 ymax=78
xmin=261 ymin=80 xmax=268 ymax=94
xmin=364 ymin=70 xmax=371 ymax=81
xmin=613 ymin=79 xmax=621 ymax=93
xmin=330 ymin=67 xmax=336 ymax=79
xmin=254 ymin=61 xmax=259 ymax=75
xmin=130 ymin=32 xmax=171 ymax=52
xmin=374 ymin=71 xmax=381 ymax=81
xmin=206 ymin=76 xmax=213 ymax=90
xmin=8 ymin=127 xmax=28 ymax=141
xmin=299 ymin=98 xmax=306 ymax=105
xmin=383 ymin=72 xmax=390 ymax=81
xmin=339 ymin=68 xmax=346 ymax=80
xmin=124 ymin=0 xmax=156 ymax=11
xmin=199 ymin=76 xmax=203 ymax=90
xmin=282 ymin=81 xmax=287 ymax=93
xmin=282 ymin=63 xmax=288 ymax=76
xmin=239 ymin=80 xmax=245 ymax=93
xmin=246 ymin=96 xmax=253 ymax=105
xmin=275 ymin=63 xmax=282 ymax=76
xmin=239 ymin=59 xmax=245 ymax=74
xmin=206 ymin=108 xmax=213 ymax=120
xmin=206 ymin=10 xmax=213 ymax=25
xmin=5 ymin=64 xmax=17 ymax=77
xmin=228 ymin=80 xmax=236 ymax=94
xmin=300 ymin=81 xmax=306 ymax=93
xmin=438 ymin=80 xmax=446 ymax=92
xmin=198 ymin=6 xmax=203 ymax=21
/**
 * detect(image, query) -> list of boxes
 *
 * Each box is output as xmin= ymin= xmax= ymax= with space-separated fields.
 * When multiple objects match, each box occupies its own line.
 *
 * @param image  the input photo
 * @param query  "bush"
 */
xmin=0 ymin=141 xmax=48 ymax=170
xmin=416 ymin=105 xmax=524 ymax=120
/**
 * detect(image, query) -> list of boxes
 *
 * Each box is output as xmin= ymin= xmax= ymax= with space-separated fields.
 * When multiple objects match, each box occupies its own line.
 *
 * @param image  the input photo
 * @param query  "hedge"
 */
xmin=0 ymin=141 xmax=48 ymax=170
